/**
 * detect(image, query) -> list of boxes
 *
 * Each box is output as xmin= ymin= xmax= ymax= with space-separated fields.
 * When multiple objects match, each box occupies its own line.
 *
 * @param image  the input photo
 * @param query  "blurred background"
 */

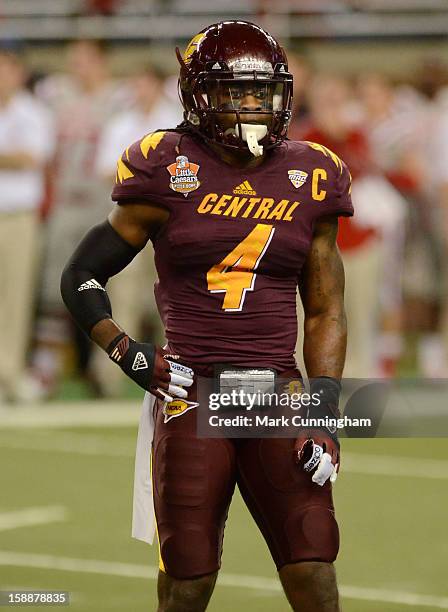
xmin=1 ymin=3 xmax=448 ymax=612
xmin=2 ymin=0 xmax=448 ymax=401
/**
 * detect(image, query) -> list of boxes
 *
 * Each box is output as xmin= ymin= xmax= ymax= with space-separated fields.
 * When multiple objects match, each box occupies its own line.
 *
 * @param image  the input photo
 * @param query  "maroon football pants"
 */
xmin=151 ymin=382 xmax=339 ymax=579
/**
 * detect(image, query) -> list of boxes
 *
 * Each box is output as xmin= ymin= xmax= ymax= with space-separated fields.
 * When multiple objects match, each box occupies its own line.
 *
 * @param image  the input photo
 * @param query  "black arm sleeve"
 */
xmin=60 ymin=220 xmax=141 ymax=336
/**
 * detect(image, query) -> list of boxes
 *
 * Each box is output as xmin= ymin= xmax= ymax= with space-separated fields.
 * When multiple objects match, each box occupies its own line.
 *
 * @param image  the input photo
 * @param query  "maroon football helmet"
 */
xmin=176 ymin=21 xmax=293 ymax=154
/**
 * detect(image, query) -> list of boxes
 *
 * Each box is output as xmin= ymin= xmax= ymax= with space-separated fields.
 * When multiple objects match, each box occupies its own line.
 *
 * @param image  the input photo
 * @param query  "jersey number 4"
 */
xmin=207 ymin=223 xmax=275 ymax=312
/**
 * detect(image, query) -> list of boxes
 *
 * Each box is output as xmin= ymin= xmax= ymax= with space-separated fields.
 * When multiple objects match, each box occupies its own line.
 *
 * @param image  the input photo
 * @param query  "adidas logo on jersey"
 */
xmin=233 ymin=180 xmax=257 ymax=196
xmin=77 ymin=279 xmax=105 ymax=292
xmin=132 ymin=352 xmax=148 ymax=371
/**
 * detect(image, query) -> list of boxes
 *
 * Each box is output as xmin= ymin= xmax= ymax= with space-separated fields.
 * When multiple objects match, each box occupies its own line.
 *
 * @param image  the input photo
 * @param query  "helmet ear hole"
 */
xmin=186 ymin=111 xmax=200 ymax=126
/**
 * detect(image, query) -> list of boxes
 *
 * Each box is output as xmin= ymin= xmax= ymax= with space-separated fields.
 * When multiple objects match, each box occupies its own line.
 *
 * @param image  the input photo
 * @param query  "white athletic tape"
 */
xmin=312 ymin=452 xmax=336 ymax=486
xmin=169 ymin=372 xmax=193 ymax=387
xmin=156 ymin=388 xmax=173 ymax=403
xmin=330 ymin=464 xmax=339 ymax=483
xmin=303 ymin=443 xmax=323 ymax=472
xmin=166 ymin=360 xmax=194 ymax=379
xmin=167 ymin=384 xmax=188 ymax=399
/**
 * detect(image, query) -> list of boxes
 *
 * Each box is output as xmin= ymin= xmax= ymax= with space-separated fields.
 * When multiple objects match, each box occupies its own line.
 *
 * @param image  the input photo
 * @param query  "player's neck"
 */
xmin=208 ymin=142 xmax=266 ymax=169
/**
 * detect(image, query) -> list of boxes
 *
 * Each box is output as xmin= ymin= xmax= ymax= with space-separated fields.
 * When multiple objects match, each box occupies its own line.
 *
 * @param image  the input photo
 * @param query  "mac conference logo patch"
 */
xmin=288 ymin=170 xmax=308 ymax=189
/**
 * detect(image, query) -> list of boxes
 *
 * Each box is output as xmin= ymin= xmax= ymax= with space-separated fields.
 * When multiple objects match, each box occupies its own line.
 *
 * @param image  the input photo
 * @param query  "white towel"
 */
xmin=131 ymin=391 xmax=156 ymax=544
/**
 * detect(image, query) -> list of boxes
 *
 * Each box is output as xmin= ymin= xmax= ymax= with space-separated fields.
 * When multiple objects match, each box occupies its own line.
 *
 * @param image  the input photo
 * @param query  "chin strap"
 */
xmin=235 ymin=123 xmax=268 ymax=157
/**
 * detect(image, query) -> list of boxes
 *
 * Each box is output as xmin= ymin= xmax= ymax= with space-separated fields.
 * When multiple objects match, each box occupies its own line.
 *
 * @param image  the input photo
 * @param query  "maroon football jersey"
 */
xmin=112 ymin=131 xmax=353 ymax=371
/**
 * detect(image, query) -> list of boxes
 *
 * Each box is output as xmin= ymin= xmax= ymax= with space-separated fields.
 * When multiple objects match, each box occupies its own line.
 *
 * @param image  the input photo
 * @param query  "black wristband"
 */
xmin=307 ymin=377 xmax=342 ymax=443
xmin=309 ymin=377 xmax=341 ymax=411
xmin=107 ymin=333 xmax=128 ymax=361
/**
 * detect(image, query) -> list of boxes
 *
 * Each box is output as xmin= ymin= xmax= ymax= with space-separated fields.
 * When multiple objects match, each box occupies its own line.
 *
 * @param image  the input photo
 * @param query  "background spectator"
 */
xmin=22 ymin=39 xmax=130 ymax=400
xmin=358 ymin=73 xmax=447 ymax=377
xmin=0 ymin=49 xmax=54 ymax=401
xmin=292 ymin=74 xmax=406 ymax=377
xmin=2 ymin=6 xmax=448 ymax=399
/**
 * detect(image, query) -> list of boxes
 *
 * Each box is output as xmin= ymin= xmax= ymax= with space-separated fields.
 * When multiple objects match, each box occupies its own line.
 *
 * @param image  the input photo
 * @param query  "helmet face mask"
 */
xmin=195 ymin=78 xmax=291 ymax=148
xmin=204 ymin=81 xmax=283 ymax=113
xmin=177 ymin=21 xmax=293 ymax=154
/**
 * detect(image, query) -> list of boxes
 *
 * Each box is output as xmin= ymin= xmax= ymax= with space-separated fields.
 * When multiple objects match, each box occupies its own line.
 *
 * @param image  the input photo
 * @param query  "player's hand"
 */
xmin=294 ymin=377 xmax=341 ymax=486
xmin=107 ymin=334 xmax=194 ymax=400
xmin=151 ymin=348 xmax=194 ymax=402
xmin=294 ymin=430 xmax=340 ymax=486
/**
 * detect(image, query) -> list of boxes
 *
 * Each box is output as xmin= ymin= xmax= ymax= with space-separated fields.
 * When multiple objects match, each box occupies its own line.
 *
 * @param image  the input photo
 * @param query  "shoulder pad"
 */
xmin=113 ymin=130 xmax=181 ymax=203
xmin=116 ymin=130 xmax=174 ymax=184
xmin=303 ymin=141 xmax=345 ymax=175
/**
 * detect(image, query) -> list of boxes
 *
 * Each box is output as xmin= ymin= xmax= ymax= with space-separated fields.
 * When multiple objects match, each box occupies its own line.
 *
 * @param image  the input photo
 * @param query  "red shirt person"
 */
xmin=289 ymin=74 xmax=377 ymax=252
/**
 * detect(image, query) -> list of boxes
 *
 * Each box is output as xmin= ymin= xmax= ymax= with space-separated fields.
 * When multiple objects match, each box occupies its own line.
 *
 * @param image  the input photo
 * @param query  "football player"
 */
xmin=61 ymin=21 xmax=352 ymax=612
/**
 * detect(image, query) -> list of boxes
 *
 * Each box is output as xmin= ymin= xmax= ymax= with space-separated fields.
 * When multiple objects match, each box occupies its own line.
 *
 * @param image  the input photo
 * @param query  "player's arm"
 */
xmin=296 ymin=215 xmax=346 ymax=485
xmin=60 ymin=202 xmax=193 ymax=401
xmin=299 ymin=215 xmax=346 ymax=378
xmin=86 ymin=202 xmax=166 ymax=349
